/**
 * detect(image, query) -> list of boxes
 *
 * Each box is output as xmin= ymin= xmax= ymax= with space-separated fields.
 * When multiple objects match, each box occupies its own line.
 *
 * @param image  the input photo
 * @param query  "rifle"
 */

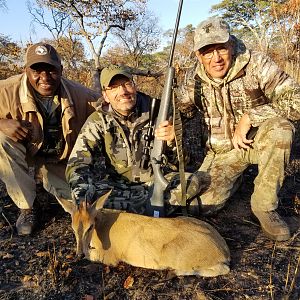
xmin=149 ymin=0 xmax=184 ymax=217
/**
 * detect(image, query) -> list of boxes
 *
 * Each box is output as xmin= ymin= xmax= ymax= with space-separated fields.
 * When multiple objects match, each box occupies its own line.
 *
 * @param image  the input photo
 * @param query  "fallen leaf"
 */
xmin=36 ymin=251 xmax=48 ymax=257
xmin=123 ymin=275 xmax=134 ymax=289
xmin=22 ymin=275 xmax=32 ymax=282
xmin=3 ymin=253 xmax=14 ymax=259
xmin=62 ymin=262 xmax=69 ymax=268
xmin=64 ymin=267 xmax=72 ymax=277
xmin=83 ymin=295 xmax=94 ymax=300
xmin=22 ymin=275 xmax=39 ymax=288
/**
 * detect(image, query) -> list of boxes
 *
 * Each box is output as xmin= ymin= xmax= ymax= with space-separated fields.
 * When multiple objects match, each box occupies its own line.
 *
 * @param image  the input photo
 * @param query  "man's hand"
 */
xmin=0 ymin=119 xmax=31 ymax=142
xmin=232 ymin=114 xmax=252 ymax=150
xmin=154 ymin=120 xmax=175 ymax=143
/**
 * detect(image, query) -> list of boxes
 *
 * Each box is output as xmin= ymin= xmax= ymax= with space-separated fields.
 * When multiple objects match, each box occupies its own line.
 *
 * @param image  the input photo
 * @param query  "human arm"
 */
xmin=246 ymin=52 xmax=300 ymax=126
xmin=0 ymin=119 xmax=31 ymax=142
xmin=65 ymin=112 xmax=106 ymax=203
xmin=232 ymin=114 xmax=254 ymax=150
xmin=233 ymin=52 xmax=300 ymax=149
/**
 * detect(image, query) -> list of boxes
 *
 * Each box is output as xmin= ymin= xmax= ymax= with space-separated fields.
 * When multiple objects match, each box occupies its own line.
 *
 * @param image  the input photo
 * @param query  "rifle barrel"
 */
xmin=149 ymin=0 xmax=184 ymax=217
xmin=168 ymin=0 xmax=184 ymax=67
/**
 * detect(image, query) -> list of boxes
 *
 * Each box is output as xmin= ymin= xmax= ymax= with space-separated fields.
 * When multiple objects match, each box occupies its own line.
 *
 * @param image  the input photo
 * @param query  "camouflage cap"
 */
xmin=100 ymin=65 xmax=132 ymax=90
xmin=25 ymin=42 xmax=61 ymax=69
xmin=193 ymin=17 xmax=230 ymax=51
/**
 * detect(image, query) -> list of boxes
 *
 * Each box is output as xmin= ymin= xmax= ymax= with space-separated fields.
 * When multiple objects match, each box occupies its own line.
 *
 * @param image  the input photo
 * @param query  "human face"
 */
xmin=103 ymin=75 xmax=137 ymax=116
xmin=26 ymin=63 xmax=62 ymax=96
xmin=196 ymin=42 xmax=233 ymax=79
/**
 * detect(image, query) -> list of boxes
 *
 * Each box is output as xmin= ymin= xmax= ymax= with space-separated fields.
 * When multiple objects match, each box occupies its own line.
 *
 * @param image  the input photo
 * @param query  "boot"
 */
xmin=252 ymin=209 xmax=291 ymax=241
xmin=16 ymin=209 xmax=36 ymax=235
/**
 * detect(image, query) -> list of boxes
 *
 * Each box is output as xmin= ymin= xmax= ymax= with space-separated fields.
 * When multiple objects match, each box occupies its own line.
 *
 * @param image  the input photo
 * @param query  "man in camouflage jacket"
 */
xmin=66 ymin=65 xmax=203 ymax=215
xmin=178 ymin=17 xmax=300 ymax=241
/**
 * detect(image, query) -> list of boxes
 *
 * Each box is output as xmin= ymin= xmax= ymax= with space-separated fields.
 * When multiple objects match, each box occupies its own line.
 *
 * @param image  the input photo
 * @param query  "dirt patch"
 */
xmin=1 ymin=165 xmax=300 ymax=300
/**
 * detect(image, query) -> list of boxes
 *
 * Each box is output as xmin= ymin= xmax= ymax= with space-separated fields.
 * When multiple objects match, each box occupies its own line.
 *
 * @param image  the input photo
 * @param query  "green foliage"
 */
xmin=211 ymin=0 xmax=271 ymax=25
xmin=0 ymin=35 xmax=22 ymax=79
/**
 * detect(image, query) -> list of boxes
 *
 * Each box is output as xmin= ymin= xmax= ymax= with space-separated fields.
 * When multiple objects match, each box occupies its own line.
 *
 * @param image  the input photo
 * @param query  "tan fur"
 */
xmin=57 ymin=192 xmax=230 ymax=277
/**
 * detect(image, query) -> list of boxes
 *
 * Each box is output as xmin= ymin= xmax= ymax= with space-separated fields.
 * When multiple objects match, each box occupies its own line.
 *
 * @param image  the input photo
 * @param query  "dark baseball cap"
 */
xmin=100 ymin=65 xmax=132 ymax=90
xmin=25 ymin=43 xmax=61 ymax=69
xmin=194 ymin=17 xmax=231 ymax=51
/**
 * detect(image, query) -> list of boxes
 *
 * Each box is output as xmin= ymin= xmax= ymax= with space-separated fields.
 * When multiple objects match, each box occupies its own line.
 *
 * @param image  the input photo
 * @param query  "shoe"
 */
xmin=16 ymin=209 xmax=36 ymax=235
xmin=252 ymin=209 xmax=291 ymax=241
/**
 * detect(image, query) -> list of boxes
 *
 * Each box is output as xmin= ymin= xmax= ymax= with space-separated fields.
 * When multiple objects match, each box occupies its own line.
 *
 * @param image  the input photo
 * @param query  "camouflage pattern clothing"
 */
xmin=66 ymin=92 xmax=205 ymax=214
xmin=178 ymin=38 xmax=300 ymax=213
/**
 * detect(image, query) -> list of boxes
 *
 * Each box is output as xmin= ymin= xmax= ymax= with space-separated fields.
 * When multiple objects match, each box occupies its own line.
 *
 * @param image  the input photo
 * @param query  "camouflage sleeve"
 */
xmin=247 ymin=52 xmax=300 ymax=126
xmin=175 ymin=64 xmax=200 ymax=119
xmin=65 ymin=111 xmax=105 ymax=202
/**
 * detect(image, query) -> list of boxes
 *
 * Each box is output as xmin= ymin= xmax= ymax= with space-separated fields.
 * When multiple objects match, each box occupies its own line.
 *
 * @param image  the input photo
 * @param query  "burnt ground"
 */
xmin=1 ymin=119 xmax=300 ymax=299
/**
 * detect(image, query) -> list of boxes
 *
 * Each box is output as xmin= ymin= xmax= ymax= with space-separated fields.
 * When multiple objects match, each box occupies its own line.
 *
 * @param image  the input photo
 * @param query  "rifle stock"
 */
xmin=149 ymin=0 xmax=183 ymax=217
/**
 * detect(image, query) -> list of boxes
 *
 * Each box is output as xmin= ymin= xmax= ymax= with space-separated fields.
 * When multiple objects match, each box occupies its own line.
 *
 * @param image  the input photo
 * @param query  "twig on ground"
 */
xmin=285 ymin=251 xmax=300 ymax=299
xmin=243 ymin=247 xmax=259 ymax=252
xmin=268 ymin=242 xmax=277 ymax=300
xmin=276 ymin=245 xmax=300 ymax=250
xmin=204 ymin=287 xmax=264 ymax=293
xmin=284 ymin=256 xmax=292 ymax=291
xmin=242 ymin=218 xmax=260 ymax=227
xmin=0 ymin=207 xmax=14 ymax=239
xmin=290 ymin=230 xmax=300 ymax=242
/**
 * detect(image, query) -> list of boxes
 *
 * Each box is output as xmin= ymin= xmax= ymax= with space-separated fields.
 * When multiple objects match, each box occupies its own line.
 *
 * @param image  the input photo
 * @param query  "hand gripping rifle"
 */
xmin=149 ymin=0 xmax=184 ymax=217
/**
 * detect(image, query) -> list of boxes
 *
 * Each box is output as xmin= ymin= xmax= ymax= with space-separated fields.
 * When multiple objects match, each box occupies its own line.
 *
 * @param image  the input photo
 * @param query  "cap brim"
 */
xmin=194 ymin=33 xmax=230 ymax=51
xmin=101 ymin=70 xmax=132 ymax=89
xmin=26 ymin=58 xmax=61 ymax=69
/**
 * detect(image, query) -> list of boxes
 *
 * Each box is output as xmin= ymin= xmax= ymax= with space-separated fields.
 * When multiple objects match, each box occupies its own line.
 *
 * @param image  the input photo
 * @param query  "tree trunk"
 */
xmin=91 ymin=67 xmax=101 ymax=93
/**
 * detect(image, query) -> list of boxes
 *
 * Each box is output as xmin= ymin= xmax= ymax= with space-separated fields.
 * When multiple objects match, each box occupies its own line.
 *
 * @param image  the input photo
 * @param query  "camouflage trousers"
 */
xmin=0 ymin=133 xmax=71 ymax=209
xmin=199 ymin=117 xmax=294 ymax=214
xmin=93 ymin=171 xmax=208 ymax=215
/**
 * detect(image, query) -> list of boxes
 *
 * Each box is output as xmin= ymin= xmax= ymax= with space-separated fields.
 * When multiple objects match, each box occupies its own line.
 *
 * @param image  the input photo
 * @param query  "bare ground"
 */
xmin=1 ymin=164 xmax=300 ymax=300
xmin=1 ymin=119 xmax=300 ymax=299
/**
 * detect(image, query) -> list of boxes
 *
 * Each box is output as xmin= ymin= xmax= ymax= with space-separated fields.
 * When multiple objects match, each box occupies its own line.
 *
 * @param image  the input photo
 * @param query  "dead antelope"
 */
xmin=57 ymin=192 xmax=230 ymax=277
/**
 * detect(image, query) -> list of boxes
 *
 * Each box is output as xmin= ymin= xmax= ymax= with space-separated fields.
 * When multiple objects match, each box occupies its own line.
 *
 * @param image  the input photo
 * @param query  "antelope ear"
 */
xmin=93 ymin=190 xmax=112 ymax=211
xmin=56 ymin=196 xmax=77 ymax=215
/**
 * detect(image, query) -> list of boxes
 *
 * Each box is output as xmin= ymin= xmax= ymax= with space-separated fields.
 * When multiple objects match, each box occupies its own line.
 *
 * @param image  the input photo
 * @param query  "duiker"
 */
xmin=58 ymin=192 xmax=230 ymax=277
